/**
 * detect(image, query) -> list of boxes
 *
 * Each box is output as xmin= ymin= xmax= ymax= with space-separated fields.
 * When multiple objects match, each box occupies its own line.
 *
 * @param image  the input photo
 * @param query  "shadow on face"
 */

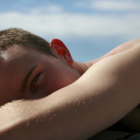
xmin=0 ymin=43 xmax=80 ymax=106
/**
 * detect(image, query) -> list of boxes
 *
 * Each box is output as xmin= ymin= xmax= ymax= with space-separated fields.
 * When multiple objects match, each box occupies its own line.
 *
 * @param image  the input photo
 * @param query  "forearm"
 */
xmin=1 ymin=43 xmax=140 ymax=139
xmin=0 ymin=78 xmax=140 ymax=140
xmin=0 ymin=93 xmax=98 ymax=140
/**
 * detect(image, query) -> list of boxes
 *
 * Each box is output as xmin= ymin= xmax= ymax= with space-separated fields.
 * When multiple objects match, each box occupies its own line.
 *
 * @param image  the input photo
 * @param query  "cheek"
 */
xmin=36 ymin=66 xmax=80 ymax=97
xmin=40 ymin=73 xmax=75 ymax=96
xmin=35 ymin=75 xmax=61 ymax=97
xmin=43 ymin=75 xmax=66 ymax=94
xmin=48 ymin=72 xmax=78 ymax=91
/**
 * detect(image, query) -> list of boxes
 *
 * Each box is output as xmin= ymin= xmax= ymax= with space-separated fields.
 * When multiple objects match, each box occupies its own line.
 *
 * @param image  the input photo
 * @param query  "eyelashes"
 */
xmin=31 ymin=72 xmax=42 ymax=89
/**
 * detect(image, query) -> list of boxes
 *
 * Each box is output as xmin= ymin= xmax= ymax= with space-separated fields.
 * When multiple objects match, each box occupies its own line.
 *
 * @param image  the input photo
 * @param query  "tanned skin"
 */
xmin=0 ymin=39 xmax=140 ymax=140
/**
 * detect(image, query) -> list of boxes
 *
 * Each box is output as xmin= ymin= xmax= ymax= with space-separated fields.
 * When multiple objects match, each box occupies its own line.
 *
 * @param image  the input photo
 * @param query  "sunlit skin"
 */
xmin=0 ymin=38 xmax=138 ymax=106
xmin=0 ymin=38 xmax=140 ymax=135
xmin=0 ymin=43 xmax=84 ymax=105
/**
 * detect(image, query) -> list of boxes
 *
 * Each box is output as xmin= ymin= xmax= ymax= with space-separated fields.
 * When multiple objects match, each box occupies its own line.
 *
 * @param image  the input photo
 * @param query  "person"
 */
xmin=0 ymin=28 xmax=140 ymax=140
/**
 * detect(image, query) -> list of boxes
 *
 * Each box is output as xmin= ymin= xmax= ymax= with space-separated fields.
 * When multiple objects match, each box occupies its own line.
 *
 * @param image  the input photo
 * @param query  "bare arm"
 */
xmin=1 ymin=41 xmax=140 ymax=140
xmin=86 ymin=39 xmax=140 ymax=66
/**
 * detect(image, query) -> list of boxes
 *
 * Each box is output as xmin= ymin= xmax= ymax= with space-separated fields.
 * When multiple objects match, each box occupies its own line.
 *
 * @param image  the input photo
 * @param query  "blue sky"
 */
xmin=0 ymin=0 xmax=140 ymax=62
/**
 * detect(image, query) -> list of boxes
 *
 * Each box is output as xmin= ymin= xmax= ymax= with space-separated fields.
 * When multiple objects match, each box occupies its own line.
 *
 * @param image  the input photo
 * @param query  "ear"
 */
xmin=50 ymin=39 xmax=73 ymax=66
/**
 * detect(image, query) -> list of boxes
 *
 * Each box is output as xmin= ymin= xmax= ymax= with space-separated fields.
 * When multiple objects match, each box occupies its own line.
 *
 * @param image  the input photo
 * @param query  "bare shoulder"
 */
xmin=83 ymin=42 xmax=140 ymax=93
xmin=86 ymin=38 xmax=140 ymax=66
xmin=1 ymin=40 xmax=140 ymax=139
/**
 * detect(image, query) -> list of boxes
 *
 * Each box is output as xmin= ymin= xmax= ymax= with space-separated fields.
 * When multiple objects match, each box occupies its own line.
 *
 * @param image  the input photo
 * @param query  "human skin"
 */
xmin=0 ymin=41 xmax=83 ymax=105
xmin=0 ymin=39 xmax=140 ymax=139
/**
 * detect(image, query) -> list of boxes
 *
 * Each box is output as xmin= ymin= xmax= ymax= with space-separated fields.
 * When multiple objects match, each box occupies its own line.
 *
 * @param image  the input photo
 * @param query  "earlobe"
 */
xmin=50 ymin=39 xmax=73 ymax=66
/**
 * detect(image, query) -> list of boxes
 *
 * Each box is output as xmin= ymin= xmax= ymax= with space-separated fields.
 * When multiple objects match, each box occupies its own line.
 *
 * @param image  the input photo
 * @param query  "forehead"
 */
xmin=0 ymin=45 xmax=69 ymax=105
xmin=1 ymin=45 xmax=34 ymax=61
xmin=1 ymin=45 xmax=52 ymax=65
xmin=0 ymin=45 xmax=51 ymax=74
xmin=0 ymin=46 xmax=31 ymax=77
xmin=0 ymin=46 xmax=48 ymax=91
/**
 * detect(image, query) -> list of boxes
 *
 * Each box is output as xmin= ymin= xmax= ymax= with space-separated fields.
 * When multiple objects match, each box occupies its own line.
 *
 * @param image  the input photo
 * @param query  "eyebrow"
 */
xmin=21 ymin=64 xmax=38 ymax=92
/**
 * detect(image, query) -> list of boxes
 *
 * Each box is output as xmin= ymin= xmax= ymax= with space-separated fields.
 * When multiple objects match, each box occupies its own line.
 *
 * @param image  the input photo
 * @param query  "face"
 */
xmin=0 ymin=45 xmax=80 ymax=105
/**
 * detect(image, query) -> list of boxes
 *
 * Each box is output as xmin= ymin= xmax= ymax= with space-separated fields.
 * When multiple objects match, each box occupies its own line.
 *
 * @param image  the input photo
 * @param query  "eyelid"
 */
xmin=32 ymin=72 xmax=42 ymax=85
xmin=22 ymin=64 xmax=38 ymax=93
xmin=31 ymin=72 xmax=42 ymax=91
xmin=27 ymin=63 xmax=45 ymax=91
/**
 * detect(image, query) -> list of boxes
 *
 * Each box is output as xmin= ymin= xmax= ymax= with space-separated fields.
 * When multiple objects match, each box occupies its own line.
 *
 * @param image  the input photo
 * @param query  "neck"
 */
xmin=71 ymin=61 xmax=89 ymax=76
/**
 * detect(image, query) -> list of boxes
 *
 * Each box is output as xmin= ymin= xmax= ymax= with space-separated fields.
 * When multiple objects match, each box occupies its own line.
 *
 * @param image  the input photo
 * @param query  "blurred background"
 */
xmin=0 ymin=0 xmax=140 ymax=62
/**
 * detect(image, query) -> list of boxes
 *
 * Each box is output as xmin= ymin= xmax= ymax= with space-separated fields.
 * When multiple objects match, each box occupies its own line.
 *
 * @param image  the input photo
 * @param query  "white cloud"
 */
xmin=30 ymin=5 xmax=63 ymax=14
xmin=91 ymin=0 xmax=140 ymax=11
xmin=0 ymin=6 xmax=140 ymax=41
xmin=76 ymin=0 xmax=140 ymax=11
